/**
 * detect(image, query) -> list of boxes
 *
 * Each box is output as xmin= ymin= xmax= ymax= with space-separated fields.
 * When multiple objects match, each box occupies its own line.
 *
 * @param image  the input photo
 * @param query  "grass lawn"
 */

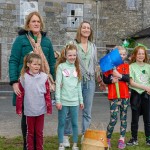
xmin=0 ymin=132 xmax=149 ymax=150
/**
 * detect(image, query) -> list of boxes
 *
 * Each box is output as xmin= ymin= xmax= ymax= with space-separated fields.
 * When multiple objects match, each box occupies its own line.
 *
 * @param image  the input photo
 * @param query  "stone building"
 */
xmin=0 ymin=0 xmax=150 ymax=81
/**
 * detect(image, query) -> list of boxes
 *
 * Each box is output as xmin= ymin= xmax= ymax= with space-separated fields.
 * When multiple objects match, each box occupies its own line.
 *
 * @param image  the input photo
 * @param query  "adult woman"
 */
xmin=9 ymin=11 xmax=56 ymax=150
xmin=63 ymin=21 xmax=98 ymax=147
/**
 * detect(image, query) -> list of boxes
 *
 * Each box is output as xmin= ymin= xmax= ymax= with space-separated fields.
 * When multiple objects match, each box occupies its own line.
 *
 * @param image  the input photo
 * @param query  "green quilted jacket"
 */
xmin=9 ymin=29 xmax=56 ymax=105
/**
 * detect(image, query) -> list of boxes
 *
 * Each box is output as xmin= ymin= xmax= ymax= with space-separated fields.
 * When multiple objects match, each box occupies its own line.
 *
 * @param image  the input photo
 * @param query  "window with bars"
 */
xmin=67 ymin=3 xmax=83 ymax=29
xmin=126 ymin=0 xmax=136 ymax=10
xmin=20 ymin=0 xmax=38 ymax=27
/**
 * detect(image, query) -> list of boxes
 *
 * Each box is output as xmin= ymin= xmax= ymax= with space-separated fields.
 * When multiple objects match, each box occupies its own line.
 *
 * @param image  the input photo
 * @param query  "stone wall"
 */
xmin=1 ymin=0 xmax=150 ymax=81
xmin=43 ymin=0 xmax=97 ymax=48
xmin=0 ymin=0 xmax=18 ymax=81
xmin=96 ymin=0 xmax=143 ymax=47
xmin=142 ymin=0 xmax=150 ymax=28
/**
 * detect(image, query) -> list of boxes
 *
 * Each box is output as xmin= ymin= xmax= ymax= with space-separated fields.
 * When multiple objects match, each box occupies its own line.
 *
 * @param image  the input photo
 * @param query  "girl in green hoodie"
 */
xmin=55 ymin=44 xmax=84 ymax=150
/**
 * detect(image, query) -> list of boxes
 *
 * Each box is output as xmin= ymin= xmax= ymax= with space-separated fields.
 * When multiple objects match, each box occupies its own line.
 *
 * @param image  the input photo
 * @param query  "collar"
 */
xmin=26 ymin=70 xmax=40 ymax=77
xmin=18 ymin=29 xmax=47 ymax=36
xmin=66 ymin=60 xmax=74 ymax=66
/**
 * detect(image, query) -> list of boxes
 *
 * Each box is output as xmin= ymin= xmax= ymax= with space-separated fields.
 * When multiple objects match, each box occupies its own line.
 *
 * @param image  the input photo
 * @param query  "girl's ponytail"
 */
xmin=20 ymin=54 xmax=30 ymax=77
xmin=55 ymin=48 xmax=66 ymax=73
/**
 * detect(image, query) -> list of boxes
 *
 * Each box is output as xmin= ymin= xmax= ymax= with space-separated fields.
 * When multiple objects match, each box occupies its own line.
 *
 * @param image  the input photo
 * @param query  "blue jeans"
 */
xmin=58 ymin=106 xmax=78 ymax=143
xmin=64 ymin=79 xmax=95 ymax=135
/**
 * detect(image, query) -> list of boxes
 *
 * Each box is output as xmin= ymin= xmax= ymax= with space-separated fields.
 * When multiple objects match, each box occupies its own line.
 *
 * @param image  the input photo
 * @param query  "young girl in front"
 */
xmin=103 ymin=46 xmax=130 ymax=149
xmin=55 ymin=44 xmax=84 ymax=150
xmin=127 ymin=46 xmax=150 ymax=146
xmin=16 ymin=53 xmax=52 ymax=150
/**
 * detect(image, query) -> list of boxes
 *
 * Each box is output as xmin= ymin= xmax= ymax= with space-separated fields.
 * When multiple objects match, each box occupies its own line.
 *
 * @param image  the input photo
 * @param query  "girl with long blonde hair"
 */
xmin=55 ymin=44 xmax=84 ymax=150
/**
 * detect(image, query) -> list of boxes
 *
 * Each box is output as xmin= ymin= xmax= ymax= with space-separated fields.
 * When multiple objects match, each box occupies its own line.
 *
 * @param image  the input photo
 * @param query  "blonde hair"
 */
xmin=55 ymin=44 xmax=82 ymax=80
xmin=115 ymin=46 xmax=127 ymax=52
xmin=129 ymin=46 xmax=148 ymax=64
xmin=54 ymin=51 xmax=61 ymax=59
xmin=75 ymin=21 xmax=93 ymax=43
xmin=115 ymin=46 xmax=127 ymax=54
xmin=21 ymin=53 xmax=42 ymax=77
xmin=24 ymin=11 xmax=45 ymax=31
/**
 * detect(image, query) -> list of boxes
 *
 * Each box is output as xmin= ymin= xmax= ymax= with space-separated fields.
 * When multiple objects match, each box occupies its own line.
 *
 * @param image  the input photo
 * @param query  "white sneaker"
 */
xmin=72 ymin=146 xmax=79 ymax=150
xmin=72 ymin=143 xmax=79 ymax=150
xmin=63 ymin=136 xmax=70 ymax=147
xmin=58 ymin=144 xmax=65 ymax=150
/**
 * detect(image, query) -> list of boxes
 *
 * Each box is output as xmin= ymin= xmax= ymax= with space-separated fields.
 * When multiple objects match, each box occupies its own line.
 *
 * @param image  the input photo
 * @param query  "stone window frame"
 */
xmin=67 ymin=2 xmax=83 ymax=30
xmin=126 ymin=0 xmax=137 ymax=10
xmin=19 ymin=0 xmax=38 ymax=27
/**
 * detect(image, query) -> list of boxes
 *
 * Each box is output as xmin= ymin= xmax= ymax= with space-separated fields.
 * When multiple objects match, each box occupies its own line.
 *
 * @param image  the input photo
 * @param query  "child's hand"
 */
xmin=113 ymin=70 xmax=122 ymax=78
xmin=80 ymin=104 xmax=84 ymax=110
xmin=56 ymin=103 xmax=62 ymax=110
xmin=145 ymin=86 xmax=150 ymax=94
xmin=112 ymin=76 xmax=118 ymax=83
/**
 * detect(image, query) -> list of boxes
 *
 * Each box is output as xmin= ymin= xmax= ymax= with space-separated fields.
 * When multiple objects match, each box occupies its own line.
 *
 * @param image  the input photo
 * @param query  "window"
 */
xmin=126 ymin=0 xmax=136 ymax=10
xmin=67 ymin=3 xmax=83 ymax=29
xmin=20 ymin=0 xmax=38 ymax=27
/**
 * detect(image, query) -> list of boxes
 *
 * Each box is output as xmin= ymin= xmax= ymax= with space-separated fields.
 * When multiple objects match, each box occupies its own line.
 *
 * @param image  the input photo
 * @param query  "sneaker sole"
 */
xmin=118 ymin=146 xmax=126 ymax=149
xmin=118 ymin=144 xmax=126 ymax=149
xmin=126 ymin=143 xmax=138 ymax=146
xmin=63 ymin=144 xmax=70 ymax=148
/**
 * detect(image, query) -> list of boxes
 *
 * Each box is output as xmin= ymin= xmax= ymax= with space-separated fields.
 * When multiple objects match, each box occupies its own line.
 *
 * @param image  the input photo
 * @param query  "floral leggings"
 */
xmin=107 ymin=98 xmax=129 ymax=139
